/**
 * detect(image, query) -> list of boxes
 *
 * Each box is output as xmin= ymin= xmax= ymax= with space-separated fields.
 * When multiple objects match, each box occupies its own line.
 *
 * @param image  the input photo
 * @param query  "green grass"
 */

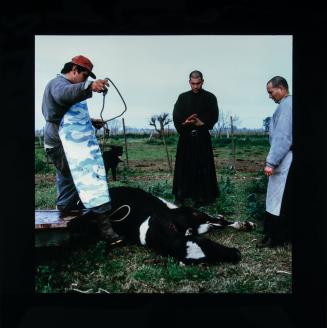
xmin=35 ymin=178 xmax=57 ymax=208
xmin=35 ymin=148 xmax=55 ymax=174
xmin=35 ymin=134 xmax=291 ymax=293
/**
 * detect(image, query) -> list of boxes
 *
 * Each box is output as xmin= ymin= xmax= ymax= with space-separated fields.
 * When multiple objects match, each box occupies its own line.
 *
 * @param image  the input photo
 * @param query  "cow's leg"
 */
xmin=208 ymin=214 xmax=255 ymax=231
xmin=145 ymin=220 xmax=241 ymax=264
xmin=183 ymin=235 xmax=241 ymax=264
xmin=111 ymin=165 xmax=117 ymax=181
xmin=188 ymin=214 xmax=234 ymax=235
xmin=169 ymin=235 xmax=241 ymax=264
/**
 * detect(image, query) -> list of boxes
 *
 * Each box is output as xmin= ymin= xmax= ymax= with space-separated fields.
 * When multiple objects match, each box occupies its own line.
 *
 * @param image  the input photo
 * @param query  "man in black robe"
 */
xmin=172 ymin=70 xmax=219 ymax=207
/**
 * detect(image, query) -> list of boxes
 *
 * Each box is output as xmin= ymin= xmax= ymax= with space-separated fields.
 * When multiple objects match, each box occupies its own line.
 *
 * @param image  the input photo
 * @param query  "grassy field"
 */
xmin=35 ymin=134 xmax=292 ymax=293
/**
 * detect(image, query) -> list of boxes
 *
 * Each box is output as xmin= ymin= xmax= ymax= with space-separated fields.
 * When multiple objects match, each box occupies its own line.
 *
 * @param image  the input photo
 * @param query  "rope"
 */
xmin=99 ymin=77 xmax=127 ymax=150
xmin=107 ymin=204 xmax=131 ymax=222
xmin=100 ymin=77 xmax=127 ymax=123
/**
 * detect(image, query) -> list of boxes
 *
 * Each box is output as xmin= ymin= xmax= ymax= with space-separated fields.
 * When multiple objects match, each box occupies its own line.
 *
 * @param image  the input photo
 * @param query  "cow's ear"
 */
xmin=192 ymin=211 xmax=199 ymax=216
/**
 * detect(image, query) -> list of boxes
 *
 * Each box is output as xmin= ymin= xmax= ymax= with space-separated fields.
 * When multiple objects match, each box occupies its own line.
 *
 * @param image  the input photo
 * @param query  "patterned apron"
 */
xmin=58 ymin=100 xmax=110 ymax=209
xmin=266 ymin=151 xmax=292 ymax=216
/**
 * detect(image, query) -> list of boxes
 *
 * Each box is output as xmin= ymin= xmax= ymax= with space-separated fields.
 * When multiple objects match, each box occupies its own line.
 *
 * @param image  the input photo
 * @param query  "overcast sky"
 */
xmin=35 ymin=35 xmax=292 ymax=131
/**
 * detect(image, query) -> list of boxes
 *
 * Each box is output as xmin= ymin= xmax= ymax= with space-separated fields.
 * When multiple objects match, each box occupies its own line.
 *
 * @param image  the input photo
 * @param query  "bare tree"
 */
xmin=230 ymin=114 xmax=241 ymax=132
xmin=149 ymin=113 xmax=172 ymax=137
xmin=149 ymin=112 xmax=173 ymax=173
xmin=213 ymin=110 xmax=241 ymax=138
xmin=107 ymin=119 xmax=122 ymax=135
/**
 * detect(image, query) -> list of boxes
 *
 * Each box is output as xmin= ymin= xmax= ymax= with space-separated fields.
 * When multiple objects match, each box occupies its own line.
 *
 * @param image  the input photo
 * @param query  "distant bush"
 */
xmin=109 ymin=133 xmax=149 ymax=140
xmin=236 ymin=136 xmax=269 ymax=147
xmin=211 ymin=135 xmax=269 ymax=148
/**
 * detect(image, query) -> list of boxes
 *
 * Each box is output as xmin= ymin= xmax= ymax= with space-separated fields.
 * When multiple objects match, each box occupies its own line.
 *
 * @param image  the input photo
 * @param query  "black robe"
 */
xmin=172 ymin=89 xmax=219 ymax=203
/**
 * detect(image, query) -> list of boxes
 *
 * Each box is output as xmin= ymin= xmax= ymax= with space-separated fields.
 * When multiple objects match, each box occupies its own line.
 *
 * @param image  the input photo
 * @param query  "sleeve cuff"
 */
xmin=265 ymin=161 xmax=277 ymax=168
xmin=84 ymin=80 xmax=93 ymax=90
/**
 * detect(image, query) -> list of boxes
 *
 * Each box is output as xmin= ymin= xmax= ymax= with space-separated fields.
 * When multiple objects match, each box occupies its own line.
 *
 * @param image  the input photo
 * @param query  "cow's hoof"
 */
xmin=244 ymin=221 xmax=256 ymax=230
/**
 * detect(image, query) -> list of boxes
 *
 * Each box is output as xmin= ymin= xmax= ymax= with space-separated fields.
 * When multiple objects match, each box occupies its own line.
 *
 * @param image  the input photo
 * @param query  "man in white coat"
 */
xmin=256 ymin=76 xmax=293 ymax=248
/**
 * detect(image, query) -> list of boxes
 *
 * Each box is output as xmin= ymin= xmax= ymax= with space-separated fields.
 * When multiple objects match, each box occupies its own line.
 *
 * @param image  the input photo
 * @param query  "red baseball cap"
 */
xmin=71 ymin=55 xmax=96 ymax=79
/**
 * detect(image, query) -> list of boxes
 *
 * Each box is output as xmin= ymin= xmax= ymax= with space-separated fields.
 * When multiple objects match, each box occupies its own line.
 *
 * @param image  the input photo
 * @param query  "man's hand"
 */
xmin=264 ymin=166 xmax=274 ymax=176
xmin=182 ymin=114 xmax=204 ymax=127
xmin=91 ymin=118 xmax=105 ymax=129
xmin=90 ymin=79 xmax=109 ymax=93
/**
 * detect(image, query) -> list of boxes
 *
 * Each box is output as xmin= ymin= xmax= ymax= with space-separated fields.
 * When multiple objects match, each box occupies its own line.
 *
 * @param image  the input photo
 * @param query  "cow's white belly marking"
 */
xmin=185 ymin=241 xmax=206 ymax=259
xmin=139 ymin=216 xmax=150 ymax=245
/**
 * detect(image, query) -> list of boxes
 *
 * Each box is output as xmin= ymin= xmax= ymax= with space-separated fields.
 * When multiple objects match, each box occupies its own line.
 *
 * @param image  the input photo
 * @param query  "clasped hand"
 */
xmin=182 ymin=114 xmax=204 ymax=127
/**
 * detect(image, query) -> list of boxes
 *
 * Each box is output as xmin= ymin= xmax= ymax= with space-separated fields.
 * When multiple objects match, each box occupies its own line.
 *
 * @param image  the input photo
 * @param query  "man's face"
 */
xmin=266 ymin=82 xmax=285 ymax=103
xmin=189 ymin=77 xmax=203 ymax=93
xmin=71 ymin=66 xmax=89 ymax=83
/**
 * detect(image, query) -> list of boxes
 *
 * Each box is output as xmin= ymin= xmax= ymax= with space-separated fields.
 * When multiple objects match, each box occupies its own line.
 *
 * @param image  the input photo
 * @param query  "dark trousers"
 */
xmin=263 ymin=162 xmax=294 ymax=242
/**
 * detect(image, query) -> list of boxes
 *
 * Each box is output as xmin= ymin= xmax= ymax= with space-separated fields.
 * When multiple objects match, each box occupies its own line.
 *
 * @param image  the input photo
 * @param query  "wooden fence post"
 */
xmin=122 ymin=118 xmax=129 ymax=168
xmin=230 ymin=116 xmax=236 ymax=170
xmin=162 ymin=129 xmax=172 ymax=174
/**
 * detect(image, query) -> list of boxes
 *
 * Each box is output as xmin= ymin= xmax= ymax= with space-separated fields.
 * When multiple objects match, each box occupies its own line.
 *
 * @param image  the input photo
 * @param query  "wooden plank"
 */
xmin=35 ymin=210 xmax=83 ymax=229
xmin=35 ymin=209 xmax=88 ymax=247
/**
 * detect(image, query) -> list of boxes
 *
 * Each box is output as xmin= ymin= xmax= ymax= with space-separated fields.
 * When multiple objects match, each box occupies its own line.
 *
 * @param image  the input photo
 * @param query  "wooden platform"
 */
xmin=35 ymin=209 xmax=88 ymax=247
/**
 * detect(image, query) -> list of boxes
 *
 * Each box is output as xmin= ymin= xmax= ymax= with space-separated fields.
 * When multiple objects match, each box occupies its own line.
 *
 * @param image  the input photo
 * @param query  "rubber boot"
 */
xmin=95 ymin=213 xmax=124 ymax=246
xmin=256 ymin=212 xmax=286 ymax=248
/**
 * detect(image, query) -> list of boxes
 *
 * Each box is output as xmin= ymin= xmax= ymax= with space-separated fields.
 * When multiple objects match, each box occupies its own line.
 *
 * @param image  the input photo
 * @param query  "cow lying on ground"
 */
xmin=79 ymin=186 xmax=254 ymax=265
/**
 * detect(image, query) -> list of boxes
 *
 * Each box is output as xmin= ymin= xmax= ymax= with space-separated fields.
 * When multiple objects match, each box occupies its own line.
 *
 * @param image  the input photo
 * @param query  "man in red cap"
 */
xmin=41 ymin=55 xmax=124 ymax=246
xmin=71 ymin=55 xmax=97 ymax=79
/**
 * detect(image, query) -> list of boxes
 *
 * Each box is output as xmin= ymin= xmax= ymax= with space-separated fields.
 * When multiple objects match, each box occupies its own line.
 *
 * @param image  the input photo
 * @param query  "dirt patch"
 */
xmin=129 ymin=158 xmax=262 ymax=173
xmin=35 ymin=157 xmax=263 ymax=184
xmin=127 ymin=174 xmax=172 ymax=182
xmin=216 ymin=158 xmax=263 ymax=173
xmin=128 ymin=160 xmax=171 ymax=172
xmin=35 ymin=174 xmax=56 ymax=185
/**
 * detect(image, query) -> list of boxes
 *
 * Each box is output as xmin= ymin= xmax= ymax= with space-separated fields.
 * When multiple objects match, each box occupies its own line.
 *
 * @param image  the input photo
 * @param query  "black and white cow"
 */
xmin=104 ymin=186 xmax=255 ymax=265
